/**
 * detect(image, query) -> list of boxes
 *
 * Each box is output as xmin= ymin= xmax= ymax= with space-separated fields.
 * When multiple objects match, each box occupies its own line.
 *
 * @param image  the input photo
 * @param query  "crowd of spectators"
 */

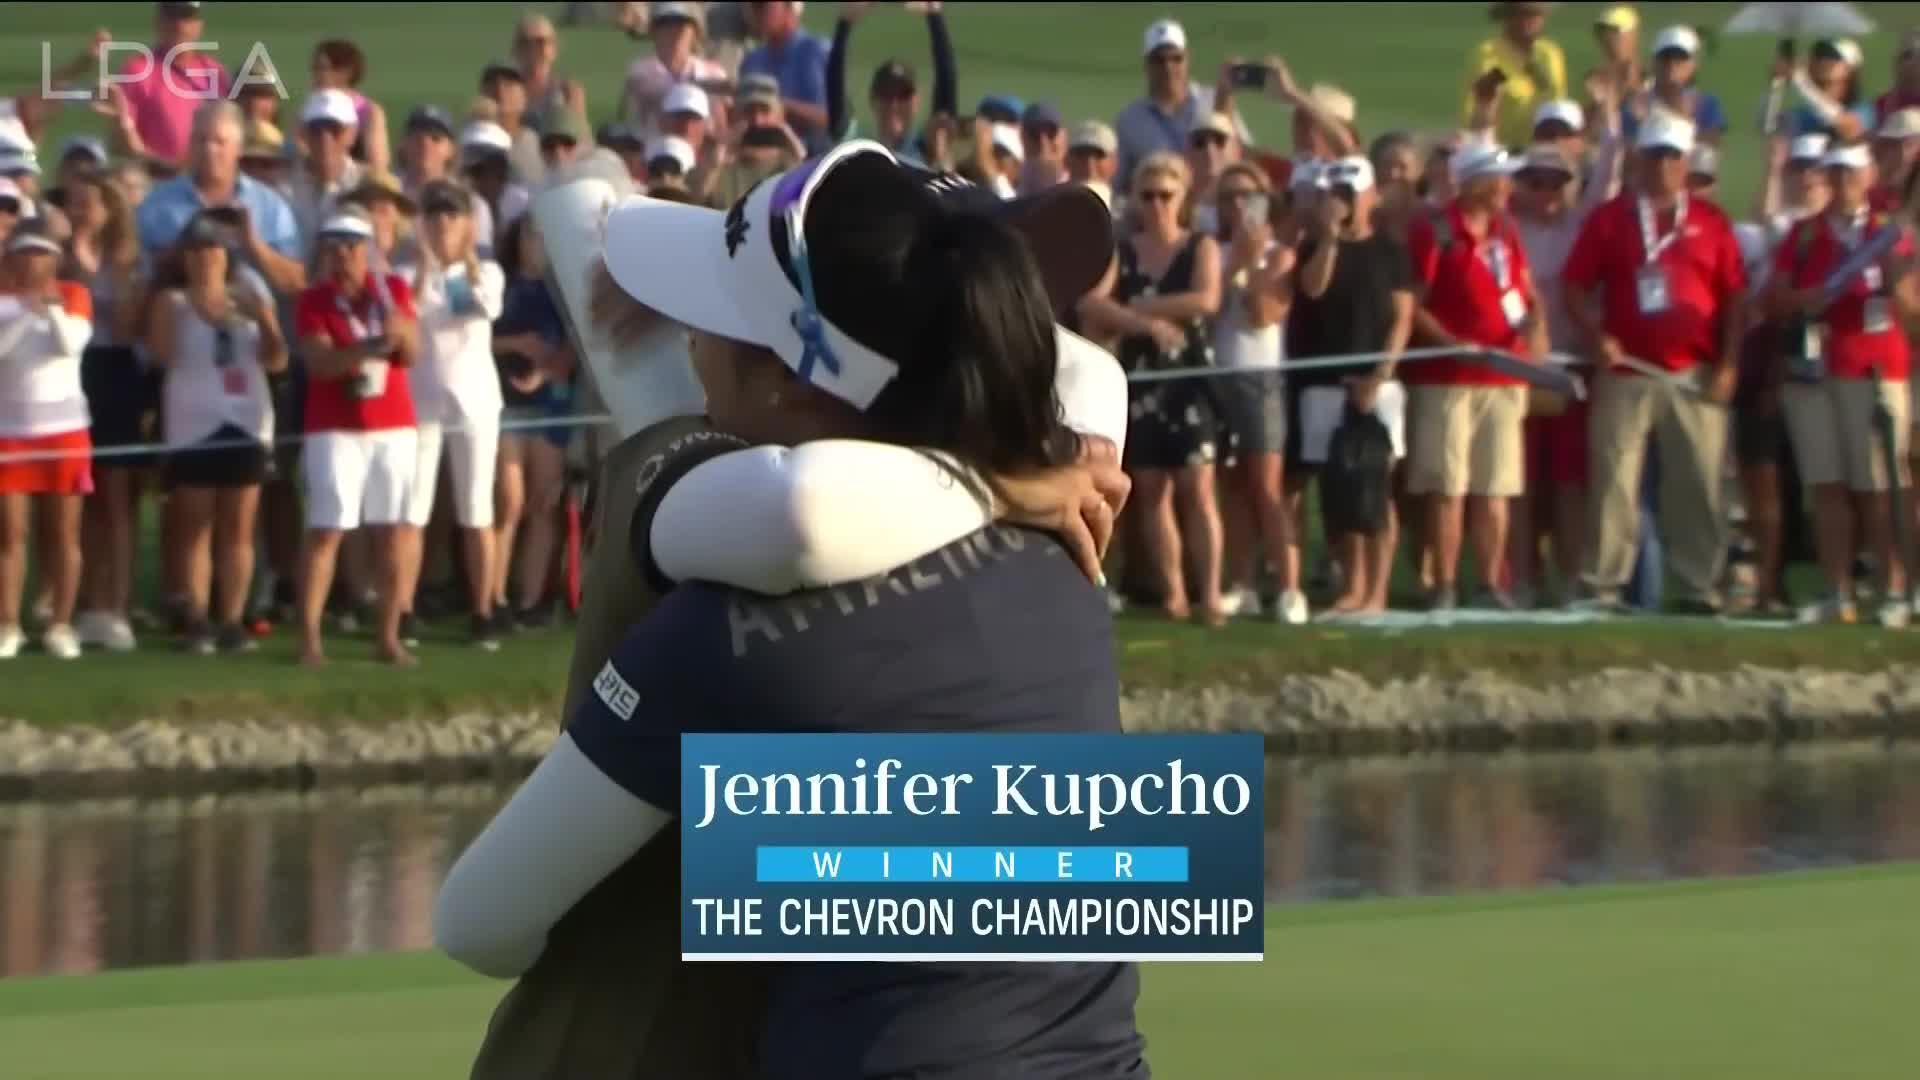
xmin=5 ymin=1 xmax=1920 ymax=666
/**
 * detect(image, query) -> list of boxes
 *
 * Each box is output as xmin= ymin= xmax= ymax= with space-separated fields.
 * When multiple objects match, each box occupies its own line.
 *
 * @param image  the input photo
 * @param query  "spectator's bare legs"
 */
xmin=1135 ymin=469 xmax=1187 ymax=618
xmin=0 ymin=494 xmax=27 ymax=634
xmin=297 ymin=528 xmax=344 ymax=665
xmin=1364 ymin=499 xmax=1399 ymax=610
xmin=80 ymin=467 xmax=139 ymax=621
xmin=1857 ymin=491 xmax=1907 ymax=601
xmin=161 ymin=490 xmax=187 ymax=616
xmin=1232 ymin=452 xmax=1298 ymax=606
xmin=1811 ymin=484 xmax=1857 ymax=604
xmin=1219 ymin=479 xmax=1255 ymax=599
xmin=1427 ymin=494 xmax=1465 ymax=596
xmin=492 ymin=436 xmax=528 ymax=613
xmin=462 ymin=524 xmax=497 ymax=623
xmin=394 ymin=525 xmax=425 ymax=625
xmin=213 ymin=487 xmax=260 ymax=628
xmin=32 ymin=495 xmax=83 ymax=632
xmin=1174 ymin=463 xmax=1225 ymax=625
xmin=1397 ymin=470 xmax=1432 ymax=592
xmin=369 ymin=526 xmax=414 ymax=665
xmin=1741 ymin=463 xmax=1784 ymax=609
xmin=173 ymin=488 xmax=218 ymax=628
xmin=512 ymin=438 xmax=566 ymax=614
xmin=340 ymin=530 xmax=373 ymax=612
xmin=1467 ymin=495 xmax=1509 ymax=596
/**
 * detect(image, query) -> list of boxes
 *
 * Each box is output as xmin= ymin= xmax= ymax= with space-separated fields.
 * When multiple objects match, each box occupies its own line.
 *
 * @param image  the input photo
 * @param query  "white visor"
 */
xmin=603 ymin=140 xmax=904 ymax=411
xmin=317 ymin=214 xmax=374 ymax=240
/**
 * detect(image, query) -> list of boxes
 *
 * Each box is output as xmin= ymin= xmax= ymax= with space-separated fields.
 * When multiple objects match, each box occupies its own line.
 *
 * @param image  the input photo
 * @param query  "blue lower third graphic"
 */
xmin=680 ymin=733 xmax=1265 ymax=961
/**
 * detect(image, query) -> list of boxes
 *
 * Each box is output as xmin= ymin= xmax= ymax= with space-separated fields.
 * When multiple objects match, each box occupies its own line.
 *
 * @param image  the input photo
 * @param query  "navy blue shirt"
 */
xmin=570 ymin=524 xmax=1147 ymax=1079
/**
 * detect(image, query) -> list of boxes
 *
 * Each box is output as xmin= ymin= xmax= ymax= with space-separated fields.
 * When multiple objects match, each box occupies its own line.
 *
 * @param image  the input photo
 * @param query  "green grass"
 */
xmin=7 ymin=2 xmax=1920 ymax=216
xmin=0 ymin=863 xmax=1914 ymax=1079
xmin=7 ymin=611 xmax=1920 ymax=727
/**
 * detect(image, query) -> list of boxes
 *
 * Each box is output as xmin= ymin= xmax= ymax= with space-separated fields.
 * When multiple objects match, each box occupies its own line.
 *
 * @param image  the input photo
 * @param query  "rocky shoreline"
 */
xmin=4 ymin=664 xmax=1917 ymax=798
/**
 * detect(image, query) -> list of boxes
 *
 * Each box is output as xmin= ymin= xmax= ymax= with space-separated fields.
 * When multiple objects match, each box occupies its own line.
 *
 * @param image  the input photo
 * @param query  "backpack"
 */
xmin=1320 ymin=405 xmax=1395 ymax=537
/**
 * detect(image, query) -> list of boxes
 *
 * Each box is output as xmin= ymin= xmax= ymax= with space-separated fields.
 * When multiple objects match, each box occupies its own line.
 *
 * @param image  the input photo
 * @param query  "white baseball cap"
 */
xmin=599 ymin=140 xmax=1116 ymax=413
xmin=1788 ymin=133 xmax=1830 ymax=163
xmin=1651 ymin=26 xmax=1701 ymax=58
xmin=460 ymin=121 xmax=513 ymax=156
xmin=0 ymin=146 xmax=40 ymax=178
xmin=1449 ymin=144 xmax=1522 ymax=186
xmin=990 ymin=123 xmax=1024 ymax=162
xmin=1532 ymin=99 xmax=1586 ymax=133
xmin=316 ymin=211 xmax=375 ymax=241
xmin=1822 ymin=143 xmax=1873 ymax=171
xmin=1688 ymin=144 xmax=1719 ymax=178
xmin=1635 ymin=112 xmax=1696 ymax=154
xmin=1143 ymin=18 xmax=1187 ymax=57
xmin=301 ymin=89 xmax=358 ymax=129
xmin=1820 ymin=37 xmax=1864 ymax=68
xmin=647 ymin=135 xmax=696 ymax=175
xmin=662 ymin=83 xmax=711 ymax=121
xmin=1320 ymin=155 xmax=1375 ymax=192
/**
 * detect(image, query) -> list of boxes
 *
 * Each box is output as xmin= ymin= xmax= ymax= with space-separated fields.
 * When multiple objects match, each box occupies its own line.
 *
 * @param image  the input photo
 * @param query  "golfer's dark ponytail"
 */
xmin=878 ymin=211 xmax=1079 ymax=474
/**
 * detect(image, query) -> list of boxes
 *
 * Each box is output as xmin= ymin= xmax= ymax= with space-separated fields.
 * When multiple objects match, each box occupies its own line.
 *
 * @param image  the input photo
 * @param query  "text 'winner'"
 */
xmin=678 ymin=733 xmax=1266 ymax=962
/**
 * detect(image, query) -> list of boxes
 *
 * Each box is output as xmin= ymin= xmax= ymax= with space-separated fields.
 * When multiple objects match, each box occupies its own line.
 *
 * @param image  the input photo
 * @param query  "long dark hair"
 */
xmin=803 ymin=154 xmax=1080 ymax=478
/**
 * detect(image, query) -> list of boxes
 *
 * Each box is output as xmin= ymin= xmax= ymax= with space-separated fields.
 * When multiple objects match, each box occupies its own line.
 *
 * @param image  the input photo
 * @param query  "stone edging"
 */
xmin=3 ymin=665 xmax=1916 ymax=798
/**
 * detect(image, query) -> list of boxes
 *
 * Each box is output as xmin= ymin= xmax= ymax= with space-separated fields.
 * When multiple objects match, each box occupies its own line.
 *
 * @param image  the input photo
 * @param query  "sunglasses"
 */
xmin=1218 ymin=187 xmax=1260 ymax=202
xmin=1686 ymin=174 xmax=1717 ymax=189
xmin=1149 ymin=52 xmax=1187 ymax=67
xmin=649 ymin=160 xmax=685 ymax=178
xmin=1190 ymin=131 xmax=1229 ymax=149
xmin=516 ymin=35 xmax=555 ymax=47
xmin=1642 ymin=147 xmax=1684 ymax=162
xmin=0 ymin=197 xmax=18 ymax=215
xmin=1519 ymin=170 xmax=1569 ymax=189
xmin=1138 ymin=189 xmax=1180 ymax=204
xmin=214 ymin=324 xmax=235 ymax=368
xmin=424 ymin=202 xmax=467 ymax=217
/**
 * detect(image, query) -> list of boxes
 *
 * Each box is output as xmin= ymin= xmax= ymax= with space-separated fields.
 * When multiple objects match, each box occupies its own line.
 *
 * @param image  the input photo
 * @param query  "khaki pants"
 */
xmin=1581 ymin=370 xmax=1729 ymax=601
xmin=1406 ymin=384 xmax=1527 ymax=497
xmin=1784 ymin=378 xmax=1910 ymax=492
xmin=469 ymin=419 xmax=766 ymax=1080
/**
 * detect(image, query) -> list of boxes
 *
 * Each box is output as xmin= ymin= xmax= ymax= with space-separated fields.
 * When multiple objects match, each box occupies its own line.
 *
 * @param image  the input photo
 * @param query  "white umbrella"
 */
xmin=1722 ymin=2 xmax=1875 ymax=37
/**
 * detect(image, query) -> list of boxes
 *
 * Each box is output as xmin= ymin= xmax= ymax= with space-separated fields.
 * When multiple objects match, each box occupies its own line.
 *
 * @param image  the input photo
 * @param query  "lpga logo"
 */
xmin=39 ymin=41 xmax=288 ymax=102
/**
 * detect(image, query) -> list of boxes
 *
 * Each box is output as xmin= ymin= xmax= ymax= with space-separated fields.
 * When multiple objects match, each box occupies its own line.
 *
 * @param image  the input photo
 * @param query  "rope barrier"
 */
xmin=0 ymin=347 xmax=1595 ymax=465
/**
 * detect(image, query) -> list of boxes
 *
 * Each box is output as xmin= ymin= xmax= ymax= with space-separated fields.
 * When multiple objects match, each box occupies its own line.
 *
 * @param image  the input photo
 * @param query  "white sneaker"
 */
xmin=1219 ymin=587 xmax=1258 ymax=619
xmin=1879 ymin=600 xmax=1911 ymax=630
xmin=1273 ymin=589 xmax=1311 ymax=626
xmin=102 ymin=615 xmax=137 ymax=653
xmin=0 ymin=624 xmax=21 ymax=660
xmin=43 ymin=624 xmax=81 ymax=660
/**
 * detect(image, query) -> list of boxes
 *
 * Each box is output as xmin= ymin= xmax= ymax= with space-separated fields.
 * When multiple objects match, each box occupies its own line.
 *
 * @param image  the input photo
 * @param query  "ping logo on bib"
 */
xmin=593 ymin=660 xmax=641 ymax=721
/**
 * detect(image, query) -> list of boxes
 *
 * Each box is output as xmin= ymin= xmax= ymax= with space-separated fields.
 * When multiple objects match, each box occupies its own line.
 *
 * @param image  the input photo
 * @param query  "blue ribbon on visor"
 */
xmin=784 ymin=208 xmax=839 ymax=386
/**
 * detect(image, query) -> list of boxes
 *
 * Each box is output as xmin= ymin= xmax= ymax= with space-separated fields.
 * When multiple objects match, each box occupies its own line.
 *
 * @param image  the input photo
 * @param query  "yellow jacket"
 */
xmin=1463 ymin=35 xmax=1569 ymax=148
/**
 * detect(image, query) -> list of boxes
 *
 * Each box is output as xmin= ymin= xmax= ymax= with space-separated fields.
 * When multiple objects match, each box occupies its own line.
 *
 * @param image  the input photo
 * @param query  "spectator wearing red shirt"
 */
xmin=1766 ymin=143 xmax=1920 ymax=627
xmin=293 ymin=209 xmax=421 ymax=668
xmin=1562 ymin=113 xmax=1747 ymax=613
xmin=1406 ymin=144 xmax=1547 ymax=611
xmin=114 ymin=2 xmax=231 ymax=170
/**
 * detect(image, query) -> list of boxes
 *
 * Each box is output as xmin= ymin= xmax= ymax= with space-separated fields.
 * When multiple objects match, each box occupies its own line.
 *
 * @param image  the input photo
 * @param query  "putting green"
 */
xmin=2 ymin=865 xmax=1915 ymax=1079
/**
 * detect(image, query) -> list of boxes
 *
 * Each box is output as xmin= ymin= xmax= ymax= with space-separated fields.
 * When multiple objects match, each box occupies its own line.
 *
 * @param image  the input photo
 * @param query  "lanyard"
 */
xmin=1637 ymin=194 xmax=1687 ymax=265
xmin=1475 ymin=221 xmax=1513 ymax=291
xmin=335 ymin=285 xmax=385 ymax=340
xmin=1830 ymin=208 xmax=1870 ymax=252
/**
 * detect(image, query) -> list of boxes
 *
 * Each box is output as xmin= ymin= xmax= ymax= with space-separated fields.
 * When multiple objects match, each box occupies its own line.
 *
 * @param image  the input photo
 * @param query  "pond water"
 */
xmin=2 ymin=743 xmax=1916 ymax=978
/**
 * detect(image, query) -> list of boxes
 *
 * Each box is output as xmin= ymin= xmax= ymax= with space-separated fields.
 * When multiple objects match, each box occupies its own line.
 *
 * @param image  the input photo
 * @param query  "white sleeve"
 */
xmin=478 ymin=260 xmax=507 ymax=321
xmin=651 ymin=441 xmax=994 ymax=595
xmin=434 ymin=732 xmax=673 ymax=979
xmin=648 ymin=330 xmax=1130 ymax=595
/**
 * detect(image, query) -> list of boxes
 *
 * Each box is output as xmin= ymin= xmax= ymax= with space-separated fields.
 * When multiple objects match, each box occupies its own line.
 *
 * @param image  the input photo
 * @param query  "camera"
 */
xmin=1228 ymin=63 xmax=1270 ymax=91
